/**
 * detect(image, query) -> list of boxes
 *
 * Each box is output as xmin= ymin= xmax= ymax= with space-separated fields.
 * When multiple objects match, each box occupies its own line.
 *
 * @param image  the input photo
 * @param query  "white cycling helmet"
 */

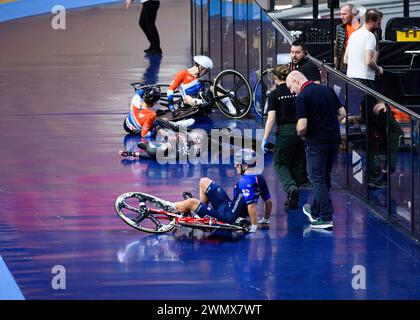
xmin=193 ymin=55 xmax=213 ymax=70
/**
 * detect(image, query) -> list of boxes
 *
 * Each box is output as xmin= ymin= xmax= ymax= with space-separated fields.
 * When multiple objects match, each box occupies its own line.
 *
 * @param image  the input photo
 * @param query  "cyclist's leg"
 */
xmin=174 ymin=198 xmax=201 ymax=215
xmin=199 ymin=177 xmax=213 ymax=204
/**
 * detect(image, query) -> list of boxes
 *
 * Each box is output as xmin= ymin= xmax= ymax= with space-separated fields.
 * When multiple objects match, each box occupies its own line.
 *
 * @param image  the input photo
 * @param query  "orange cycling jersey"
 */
xmin=126 ymin=90 xmax=157 ymax=137
xmin=168 ymin=69 xmax=202 ymax=99
xmin=129 ymin=107 xmax=156 ymax=137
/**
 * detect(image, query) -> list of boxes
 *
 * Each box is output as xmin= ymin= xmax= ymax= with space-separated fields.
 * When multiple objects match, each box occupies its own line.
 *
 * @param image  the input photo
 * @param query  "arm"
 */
xmin=296 ymin=118 xmax=307 ymax=137
xmin=124 ymin=0 xmax=133 ymax=9
xmin=333 ymin=27 xmax=339 ymax=69
xmin=167 ymin=70 xmax=185 ymax=111
xmin=337 ymin=106 xmax=346 ymax=123
xmin=365 ymin=49 xmax=383 ymax=75
xmin=343 ymin=47 xmax=348 ymax=65
xmin=263 ymin=111 xmax=276 ymax=140
xmin=140 ymin=113 xmax=156 ymax=137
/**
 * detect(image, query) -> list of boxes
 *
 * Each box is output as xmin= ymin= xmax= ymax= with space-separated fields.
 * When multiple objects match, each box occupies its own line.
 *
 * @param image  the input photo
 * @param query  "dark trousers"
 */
xmin=305 ymin=143 xmax=339 ymax=221
xmin=139 ymin=1 xmax=161 ymax=51
xmin=273 ymin=123 xmax=308 ymax=194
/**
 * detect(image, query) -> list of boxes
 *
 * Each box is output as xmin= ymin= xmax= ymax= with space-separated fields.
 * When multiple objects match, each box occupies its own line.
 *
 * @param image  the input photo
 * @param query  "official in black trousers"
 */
xmin=125 ymin=0 xmax=162 ymax=56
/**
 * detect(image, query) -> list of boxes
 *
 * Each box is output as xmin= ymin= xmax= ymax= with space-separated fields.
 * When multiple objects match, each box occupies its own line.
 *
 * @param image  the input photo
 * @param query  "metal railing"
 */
xmin=191 ymin=0 xmax=420 ymax=240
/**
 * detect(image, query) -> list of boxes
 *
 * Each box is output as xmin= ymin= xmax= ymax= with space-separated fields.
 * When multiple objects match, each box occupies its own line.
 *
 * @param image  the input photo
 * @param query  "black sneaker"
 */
xmin=287 ymin=188 xmax=299 ymax=209
xmin=182 ymin=192 xmax=193 ymax=200
xmin=302 ymin=204 xmax=317 ymax=223
xmin=310 ymin=218 xmax=333 ymax=229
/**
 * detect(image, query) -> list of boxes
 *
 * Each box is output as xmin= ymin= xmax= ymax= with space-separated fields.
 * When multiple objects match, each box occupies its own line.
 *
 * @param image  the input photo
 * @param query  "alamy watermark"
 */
xmin=51 ymin=265 xmax=66 ymax=290
xmin=51 ymin=5 xmax=66 ymax=30
xmin=154 ymin=127 xmax=265 ymax=171
xmin=351 ymin=265 xmax=366 ymax=290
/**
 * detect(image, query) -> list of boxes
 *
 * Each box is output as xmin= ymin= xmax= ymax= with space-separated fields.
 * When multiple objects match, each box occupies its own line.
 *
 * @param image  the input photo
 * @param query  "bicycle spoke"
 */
xmin=148 ymin=215 xmax=163 ymax=230
xmin=232 ymin=97 xmax=248 ymax=109
xmin=121 ymin=200 xmax=141 ymax=213
xmin=133 ymin=213 xmax=148 ymax=224
xmin=232 ymin=80 xmax=245 ymax=93
xmin=215 ymin=84 xmax=229 ymax=95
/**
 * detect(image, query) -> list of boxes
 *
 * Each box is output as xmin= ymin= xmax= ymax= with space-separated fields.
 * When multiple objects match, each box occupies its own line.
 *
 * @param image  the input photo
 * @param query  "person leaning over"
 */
xmin=286 ymin=71 xmax=346 ymax=230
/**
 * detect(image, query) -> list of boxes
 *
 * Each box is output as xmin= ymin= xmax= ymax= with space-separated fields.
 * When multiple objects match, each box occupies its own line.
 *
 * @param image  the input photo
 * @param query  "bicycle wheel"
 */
xmin=253 ymin=69 xmax=275 ymax=118
xmin=212 ymin=69 xmax=252 ymax=119
xmin=115 ymin=192 xmax=177 ymax=233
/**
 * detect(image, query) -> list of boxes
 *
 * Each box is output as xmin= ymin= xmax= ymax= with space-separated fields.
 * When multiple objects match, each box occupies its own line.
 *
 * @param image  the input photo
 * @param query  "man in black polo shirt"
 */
xmin=290 ymin=41 xmax=321 ymax=83
xmin=286 ymin=71 xmax=346 ymax=229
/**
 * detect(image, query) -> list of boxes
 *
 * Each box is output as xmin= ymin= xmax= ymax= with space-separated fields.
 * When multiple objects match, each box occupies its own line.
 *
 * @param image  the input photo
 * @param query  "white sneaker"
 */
xmin=258 ymin=217 xmax=270 ymax=224
xmin=170 ymin=118 xmax=195 ymax=127
xmin=248 ymin=224 xmax=258 ymax=233
xmin=221 ymin=97 xmax=237 ymax=115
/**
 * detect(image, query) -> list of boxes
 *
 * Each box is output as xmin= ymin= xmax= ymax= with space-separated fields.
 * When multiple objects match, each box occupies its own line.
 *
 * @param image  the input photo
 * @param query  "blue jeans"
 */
xmin=305 ymin=144 xmax=339 ymax=221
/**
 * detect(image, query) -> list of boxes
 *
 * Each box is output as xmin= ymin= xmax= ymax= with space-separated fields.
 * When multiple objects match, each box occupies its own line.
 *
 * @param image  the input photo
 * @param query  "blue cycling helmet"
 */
xmin=143 ymin=86 xmax=161 ymax=105
xmin=234 ymin=148 xmax=257 ymax=168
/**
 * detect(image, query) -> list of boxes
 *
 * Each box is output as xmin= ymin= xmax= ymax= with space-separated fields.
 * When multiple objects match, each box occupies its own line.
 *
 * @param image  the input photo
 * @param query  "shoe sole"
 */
xmin=311 ymin=223 xmax=333 ymax=229
xmin=302 ymin=205 xmax=317 ymax=223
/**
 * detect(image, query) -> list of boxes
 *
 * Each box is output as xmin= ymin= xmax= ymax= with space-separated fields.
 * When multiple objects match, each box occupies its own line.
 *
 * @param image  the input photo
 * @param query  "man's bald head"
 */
xmin=286 ymin=71 xmax=308 ymax=94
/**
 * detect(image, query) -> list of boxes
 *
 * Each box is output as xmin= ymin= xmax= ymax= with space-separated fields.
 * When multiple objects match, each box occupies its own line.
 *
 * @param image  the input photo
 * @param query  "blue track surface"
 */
xmin=0 ymin=0 xmax=419 ymax=300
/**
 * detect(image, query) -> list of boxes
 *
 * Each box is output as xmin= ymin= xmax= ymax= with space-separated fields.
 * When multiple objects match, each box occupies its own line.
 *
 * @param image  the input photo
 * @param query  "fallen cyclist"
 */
xmin=124 ymin=86 xmax=195 ymax=137
xmin=167 ymin=55 xmax=238 ymax=116
xmin=163 ymin=149 xmax=273 ymax=232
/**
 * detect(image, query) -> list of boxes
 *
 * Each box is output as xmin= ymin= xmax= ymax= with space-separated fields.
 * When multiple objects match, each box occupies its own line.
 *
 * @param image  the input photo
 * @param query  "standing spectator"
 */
xmin=344 ymin=9 xmax=398 ymax=188
xmin=289 ymin=41 xmax=321 ymax=83
xmin=344 ymin=9 xmax=383 ymax=86
xmin=125 ymin=0 xmax=162 ymax=56
xmin=334 ymin=4 xmax=360 ymax=72
xmin=261 ymin=65 xmax=308 ymax=210
xmin=286 ymin=71 xmax=346 ymax=229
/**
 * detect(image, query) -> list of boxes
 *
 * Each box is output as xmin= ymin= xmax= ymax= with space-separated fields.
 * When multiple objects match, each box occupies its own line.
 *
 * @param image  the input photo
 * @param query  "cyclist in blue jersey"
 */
xmin=169 ymin=149 xmax=273 ymax=232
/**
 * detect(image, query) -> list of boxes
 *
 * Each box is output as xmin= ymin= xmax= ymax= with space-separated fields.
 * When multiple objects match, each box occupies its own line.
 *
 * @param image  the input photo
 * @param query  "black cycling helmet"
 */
xmin=143 ymin=86 xmax=161 ymax=105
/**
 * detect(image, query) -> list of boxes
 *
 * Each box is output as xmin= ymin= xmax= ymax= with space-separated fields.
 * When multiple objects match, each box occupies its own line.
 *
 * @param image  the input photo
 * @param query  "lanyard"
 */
xmin=300 ymin=81 xmax=314 ymax=92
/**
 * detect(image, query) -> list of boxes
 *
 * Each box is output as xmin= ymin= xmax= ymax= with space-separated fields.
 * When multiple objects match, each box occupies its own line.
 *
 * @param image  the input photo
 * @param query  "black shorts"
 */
xmin=196 ymin=181 xmax=243 ymax=224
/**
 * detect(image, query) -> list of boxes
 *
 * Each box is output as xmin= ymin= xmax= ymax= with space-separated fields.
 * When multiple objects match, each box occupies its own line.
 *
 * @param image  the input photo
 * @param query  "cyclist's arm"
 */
xmin=140 ymin=113 xmax=156 ymax=137
xmin=167 ymin=70 xmax=186 ymax=109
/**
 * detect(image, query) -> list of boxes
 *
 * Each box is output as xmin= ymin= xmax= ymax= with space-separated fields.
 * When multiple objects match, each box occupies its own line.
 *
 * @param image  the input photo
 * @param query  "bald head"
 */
xmin=286 ymin=71 xmax=308 ymax=94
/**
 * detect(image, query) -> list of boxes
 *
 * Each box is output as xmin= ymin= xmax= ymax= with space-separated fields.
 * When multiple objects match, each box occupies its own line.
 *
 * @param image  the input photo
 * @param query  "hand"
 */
xmin=373 ymin=102 xmax=386 ymax=115
xmin=377 ymin=66 xmax=383 ymax=75
xmin=261 ymin=138 xmax=269 ymax=153
xmin=124 ymin=0 xmax=133 ymax=9
xmin=168 ymin=105 xmax=177 ymax=117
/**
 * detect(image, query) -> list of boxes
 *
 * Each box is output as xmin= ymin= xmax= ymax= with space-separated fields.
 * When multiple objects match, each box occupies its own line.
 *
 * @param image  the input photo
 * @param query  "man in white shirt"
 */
xmin=344 ymin=9 xmax=383 ymax=87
